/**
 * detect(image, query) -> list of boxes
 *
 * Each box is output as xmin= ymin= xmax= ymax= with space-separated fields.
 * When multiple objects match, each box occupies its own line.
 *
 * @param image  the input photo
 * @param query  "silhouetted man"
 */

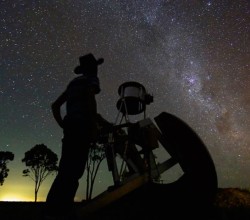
xmin=45 ymin=53 xmax=104 ymax=219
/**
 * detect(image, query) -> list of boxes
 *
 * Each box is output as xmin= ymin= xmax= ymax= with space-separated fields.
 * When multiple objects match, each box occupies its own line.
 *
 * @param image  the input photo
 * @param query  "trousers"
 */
xmin=46 ymin=119 xmax=95 ymax=215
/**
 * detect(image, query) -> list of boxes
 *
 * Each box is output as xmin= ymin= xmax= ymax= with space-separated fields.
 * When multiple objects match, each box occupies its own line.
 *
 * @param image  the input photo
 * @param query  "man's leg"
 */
xmin=45 ymin=136 xmax=90 ymax=217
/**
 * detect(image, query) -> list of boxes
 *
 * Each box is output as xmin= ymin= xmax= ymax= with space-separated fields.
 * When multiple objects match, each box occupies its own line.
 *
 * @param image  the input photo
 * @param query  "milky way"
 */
xmin=0 ymin=0 xmax=249 ymax=201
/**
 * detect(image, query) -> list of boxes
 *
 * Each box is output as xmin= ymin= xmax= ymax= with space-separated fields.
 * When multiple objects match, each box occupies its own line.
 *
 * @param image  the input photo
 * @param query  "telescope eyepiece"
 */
xmin=145 ymin=93 xmax=153 ymax=105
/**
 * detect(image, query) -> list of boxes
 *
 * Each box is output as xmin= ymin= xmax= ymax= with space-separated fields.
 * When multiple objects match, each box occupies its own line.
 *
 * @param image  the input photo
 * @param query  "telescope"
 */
xmin=95 ymin=81 xmax=217 ymax=186
xmin=77 ymin=81 xmax=218 ymax=218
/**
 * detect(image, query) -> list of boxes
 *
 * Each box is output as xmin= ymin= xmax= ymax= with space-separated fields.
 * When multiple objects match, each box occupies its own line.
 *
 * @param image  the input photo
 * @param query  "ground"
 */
xmin=0 ymin=188 xmax=249 ymax=220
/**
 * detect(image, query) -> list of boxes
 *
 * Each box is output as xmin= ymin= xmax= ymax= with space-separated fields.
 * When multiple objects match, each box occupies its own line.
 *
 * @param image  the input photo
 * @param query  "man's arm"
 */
xmin=51 ymin=91 xmax=67 ymax=128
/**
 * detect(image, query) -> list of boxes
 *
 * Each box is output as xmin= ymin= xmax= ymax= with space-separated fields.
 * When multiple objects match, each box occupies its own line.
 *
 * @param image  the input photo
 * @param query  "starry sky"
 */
xmin=0 ymin=0 xmax=249 ymax=202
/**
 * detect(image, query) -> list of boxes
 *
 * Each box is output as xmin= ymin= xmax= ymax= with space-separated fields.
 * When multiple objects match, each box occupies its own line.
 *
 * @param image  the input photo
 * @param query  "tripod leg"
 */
xmin=105 ymin=144 xmax=120 ymax=185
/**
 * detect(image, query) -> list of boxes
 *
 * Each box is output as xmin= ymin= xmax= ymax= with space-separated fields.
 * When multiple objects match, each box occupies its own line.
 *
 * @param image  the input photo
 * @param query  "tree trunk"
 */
xmin=35 ymin=190 xmax=37 ymax=202
xmin=35 ymin=180 xmax=38 ymax=202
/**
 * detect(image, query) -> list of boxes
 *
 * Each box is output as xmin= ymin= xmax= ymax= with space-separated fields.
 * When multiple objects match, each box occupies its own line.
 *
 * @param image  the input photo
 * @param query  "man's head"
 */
xmin=74 ymin=53 xmax=104 ymax=76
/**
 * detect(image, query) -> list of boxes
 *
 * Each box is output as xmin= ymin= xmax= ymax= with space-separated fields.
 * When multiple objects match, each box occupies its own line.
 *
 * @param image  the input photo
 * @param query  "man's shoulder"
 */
xmin=67 ymin=76 xmax=87 ymax=87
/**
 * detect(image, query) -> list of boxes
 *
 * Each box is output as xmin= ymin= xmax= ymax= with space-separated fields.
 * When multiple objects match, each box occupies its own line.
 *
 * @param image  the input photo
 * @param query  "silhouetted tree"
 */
xmin=85 ymin=143 xmax=106 ymax=200
xmin=22 ymin=144 xmax=58 ymax=202
xmin=0 ymin=151 xmax=14 ymax=186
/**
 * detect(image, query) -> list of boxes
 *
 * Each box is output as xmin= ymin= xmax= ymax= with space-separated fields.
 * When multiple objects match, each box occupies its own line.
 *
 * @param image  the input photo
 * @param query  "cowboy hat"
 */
xmin=74 ymin=53 xmax=104 ymax=74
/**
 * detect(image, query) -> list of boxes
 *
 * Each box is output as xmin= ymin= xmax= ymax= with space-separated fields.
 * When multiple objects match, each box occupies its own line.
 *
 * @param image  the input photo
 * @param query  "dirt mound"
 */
xmin=215 ymin=188 xmax=250 ymax=208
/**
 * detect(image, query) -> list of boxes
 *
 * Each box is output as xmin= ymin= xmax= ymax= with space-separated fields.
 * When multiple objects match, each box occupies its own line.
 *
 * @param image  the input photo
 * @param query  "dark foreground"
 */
xmin=0 ymin=188 xmax=249 ymax=220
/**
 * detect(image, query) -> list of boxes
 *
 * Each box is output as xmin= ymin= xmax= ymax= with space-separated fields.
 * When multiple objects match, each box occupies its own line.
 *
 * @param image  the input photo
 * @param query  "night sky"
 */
xmin=0 ymin=0 xmax=249 ymax=201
